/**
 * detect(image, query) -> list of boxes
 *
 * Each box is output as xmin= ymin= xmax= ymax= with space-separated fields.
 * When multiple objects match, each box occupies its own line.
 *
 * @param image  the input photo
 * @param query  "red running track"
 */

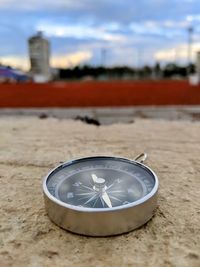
xmin=0 ymin=80 xmax=200 ymax=107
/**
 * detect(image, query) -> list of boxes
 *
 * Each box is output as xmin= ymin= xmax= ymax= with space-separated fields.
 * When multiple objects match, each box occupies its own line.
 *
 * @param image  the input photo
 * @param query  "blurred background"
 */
xmin=1 ymin=0 xmax=200 ymax=123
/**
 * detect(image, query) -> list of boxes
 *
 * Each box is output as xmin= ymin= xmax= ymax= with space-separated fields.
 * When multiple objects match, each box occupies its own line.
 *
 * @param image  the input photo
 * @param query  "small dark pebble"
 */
xmin=43 ymin=250 xmax=59 ymax=259
xmin=187 ymin=252 xmax=199 ymax=259
xmin=39 ymin=113 xmax=48 ymax=119
xmin=75 ymin=116 xmax=100 ymax=126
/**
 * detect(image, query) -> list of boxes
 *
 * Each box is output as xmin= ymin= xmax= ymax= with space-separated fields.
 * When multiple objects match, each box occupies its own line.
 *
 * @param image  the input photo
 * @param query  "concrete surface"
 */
xmin=0 ymin=117 xmax=200 ymax=267
xmin=1 ymin=106 xmax=200 ymax=124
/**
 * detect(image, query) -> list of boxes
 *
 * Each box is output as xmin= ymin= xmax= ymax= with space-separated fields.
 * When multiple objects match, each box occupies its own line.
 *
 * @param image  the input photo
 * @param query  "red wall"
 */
xmin=0 ymin=80 xmax=200 ymax=107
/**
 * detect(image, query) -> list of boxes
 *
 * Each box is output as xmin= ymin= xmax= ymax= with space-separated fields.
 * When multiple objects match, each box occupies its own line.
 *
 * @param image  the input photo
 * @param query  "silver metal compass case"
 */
xmin=42 ymin=154 xmax=159 ymax=236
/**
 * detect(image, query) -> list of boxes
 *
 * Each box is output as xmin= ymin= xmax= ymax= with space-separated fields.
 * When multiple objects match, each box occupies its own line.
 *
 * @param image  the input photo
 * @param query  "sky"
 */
xmin=0 ymin=0 xmax=200 ymax=70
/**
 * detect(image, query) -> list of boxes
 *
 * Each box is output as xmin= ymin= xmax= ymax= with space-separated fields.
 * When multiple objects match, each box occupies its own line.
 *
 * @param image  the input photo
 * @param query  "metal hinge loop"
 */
xmin=134 ymin=153 xmax=147 ymax=163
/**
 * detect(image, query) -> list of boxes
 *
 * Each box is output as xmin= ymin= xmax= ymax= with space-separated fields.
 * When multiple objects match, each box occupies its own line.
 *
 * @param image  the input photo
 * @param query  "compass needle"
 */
xmin=43 ymin=154 xmax=158 ymax=236
xmin=102 ymin=191 xmax=112 ymax=208
xmin=92 ymin=173 xmax=98 ymax=183
xmin=91 ymin=173 xmax=105 ymax=184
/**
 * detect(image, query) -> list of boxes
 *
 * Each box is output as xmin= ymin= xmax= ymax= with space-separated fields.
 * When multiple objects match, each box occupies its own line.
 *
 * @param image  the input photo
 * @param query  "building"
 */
xmin=0 ymin=65 xmax=29 ymax=83
xmin=196 ymin=51 xmax=200 ymax=81
xmin=28 ymin=31 xmax=51 ymax=82
xmin=189 ymin=51 xmax=200 ymax=86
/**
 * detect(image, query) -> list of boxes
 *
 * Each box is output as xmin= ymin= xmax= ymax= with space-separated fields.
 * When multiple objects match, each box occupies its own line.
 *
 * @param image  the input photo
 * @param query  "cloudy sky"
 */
xmin=0 ymin=0 xmax=200 ymax=70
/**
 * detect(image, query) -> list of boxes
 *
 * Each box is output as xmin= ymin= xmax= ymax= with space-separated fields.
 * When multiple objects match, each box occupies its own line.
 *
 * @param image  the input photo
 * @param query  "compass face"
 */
xmin=45 ymin=157 xmax=156 ymax=209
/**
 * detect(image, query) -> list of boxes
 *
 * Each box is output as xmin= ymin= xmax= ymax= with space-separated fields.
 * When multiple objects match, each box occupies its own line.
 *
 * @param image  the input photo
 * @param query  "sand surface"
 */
xmin=0 ymin=117 xmax=200 ymax=267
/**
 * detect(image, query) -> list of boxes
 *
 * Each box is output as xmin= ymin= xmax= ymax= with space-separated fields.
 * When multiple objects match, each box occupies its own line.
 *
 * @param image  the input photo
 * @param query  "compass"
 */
xmin=42 ymin=153 xmax=159 ymax=236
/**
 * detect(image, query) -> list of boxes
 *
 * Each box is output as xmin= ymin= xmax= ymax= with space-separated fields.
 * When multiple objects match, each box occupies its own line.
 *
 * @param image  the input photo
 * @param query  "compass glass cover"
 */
xmin=46 ymin=157 xmax=155 ymax=209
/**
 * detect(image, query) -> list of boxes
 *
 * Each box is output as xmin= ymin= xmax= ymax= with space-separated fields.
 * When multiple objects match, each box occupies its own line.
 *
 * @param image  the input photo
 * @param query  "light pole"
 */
xmin=187 ymin=26 xmax=194 ymax=76
xmin=101 ymin=48 xmax=107 ymax=66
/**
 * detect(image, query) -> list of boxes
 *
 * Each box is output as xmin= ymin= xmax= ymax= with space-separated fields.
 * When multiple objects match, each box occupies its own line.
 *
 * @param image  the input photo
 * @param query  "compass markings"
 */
xmin=83 ymin=194 xmax=98 ymax=205
xmin=67 ymin=192 xmax=74 ymax=199
xmin=110 ymin=195 xmax=122 ymax=202
xmin=106 ymin=182 xmax=115 ymax=190
xmin=92 ymin=197 xmax=99 ymax=207
xmin=80 ymin=184 xmax=94 ymax=191
xmin=99 ymin=196 xmax=105 ymax=207
xmin=109 ymin=192 xmax=126 ymax=198
xmin=56 ymin=163 xmax=152 ymax=208
xmin=73 ymin=182 xmax=94 ymax=192
xmin=77 ymin=193 xmax=96 ymax=202
xmin=76 ymin=192 xmax=94 ymax=196
xmin=108 ymin=190 xmax=124 ymax=194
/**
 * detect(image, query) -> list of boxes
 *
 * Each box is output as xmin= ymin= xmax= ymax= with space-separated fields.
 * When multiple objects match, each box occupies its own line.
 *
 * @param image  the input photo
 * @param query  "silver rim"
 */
xmin=42 ymin=156 xmax=159 ymax=213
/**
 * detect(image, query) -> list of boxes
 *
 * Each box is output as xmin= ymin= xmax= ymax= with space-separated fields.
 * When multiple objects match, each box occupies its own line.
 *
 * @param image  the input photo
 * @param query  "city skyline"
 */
xmin=0 ymin=0 xmax=200 ymax=70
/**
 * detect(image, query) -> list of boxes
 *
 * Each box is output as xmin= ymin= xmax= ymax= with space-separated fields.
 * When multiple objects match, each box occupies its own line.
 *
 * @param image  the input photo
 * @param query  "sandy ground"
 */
xmin=0 ymin=117 xmax=200 ymax=267
xmin=1 ymin=106 xmax=200 ymax=124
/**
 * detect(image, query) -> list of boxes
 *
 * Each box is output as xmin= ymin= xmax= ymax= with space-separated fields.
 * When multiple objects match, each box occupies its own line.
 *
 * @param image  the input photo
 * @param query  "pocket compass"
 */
xmin=43 ymin=153 xmax=159 ymax=236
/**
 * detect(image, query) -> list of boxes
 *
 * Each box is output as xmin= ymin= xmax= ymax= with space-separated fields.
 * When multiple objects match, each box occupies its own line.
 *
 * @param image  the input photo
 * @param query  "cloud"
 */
xmin=0 ymin=56 xmax=29 ymax=70
xmin=0 ymin=0 xmax=86 ymax=11
xmin=0 ymin=0 xmax=200 ymax=67
xmin=1 ymin=0 xmax=200 ymax=23
xmin=51 ymin=51 xmax=93 ymax=68
xmin=155 ymin=42 xmax=200 ymax=62
xmin=37 ymin=23 xmax=126 ymax=42
xmin=0 ymin=50 xmax=93 ymax=70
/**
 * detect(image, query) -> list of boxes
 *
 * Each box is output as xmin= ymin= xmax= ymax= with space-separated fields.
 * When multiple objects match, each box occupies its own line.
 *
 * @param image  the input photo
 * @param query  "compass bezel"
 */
xmin=43 ymin=156 xmax=159 ymax=213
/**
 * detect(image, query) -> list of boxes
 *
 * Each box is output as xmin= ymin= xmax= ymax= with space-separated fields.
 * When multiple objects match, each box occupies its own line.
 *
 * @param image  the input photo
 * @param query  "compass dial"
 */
xmin=46 ymin=157 xmax=155 ymax=209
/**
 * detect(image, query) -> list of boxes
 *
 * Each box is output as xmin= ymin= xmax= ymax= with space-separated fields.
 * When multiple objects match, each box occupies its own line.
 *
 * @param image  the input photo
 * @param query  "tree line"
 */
xmin=58 ymin=63 xmax=195 ymax=80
